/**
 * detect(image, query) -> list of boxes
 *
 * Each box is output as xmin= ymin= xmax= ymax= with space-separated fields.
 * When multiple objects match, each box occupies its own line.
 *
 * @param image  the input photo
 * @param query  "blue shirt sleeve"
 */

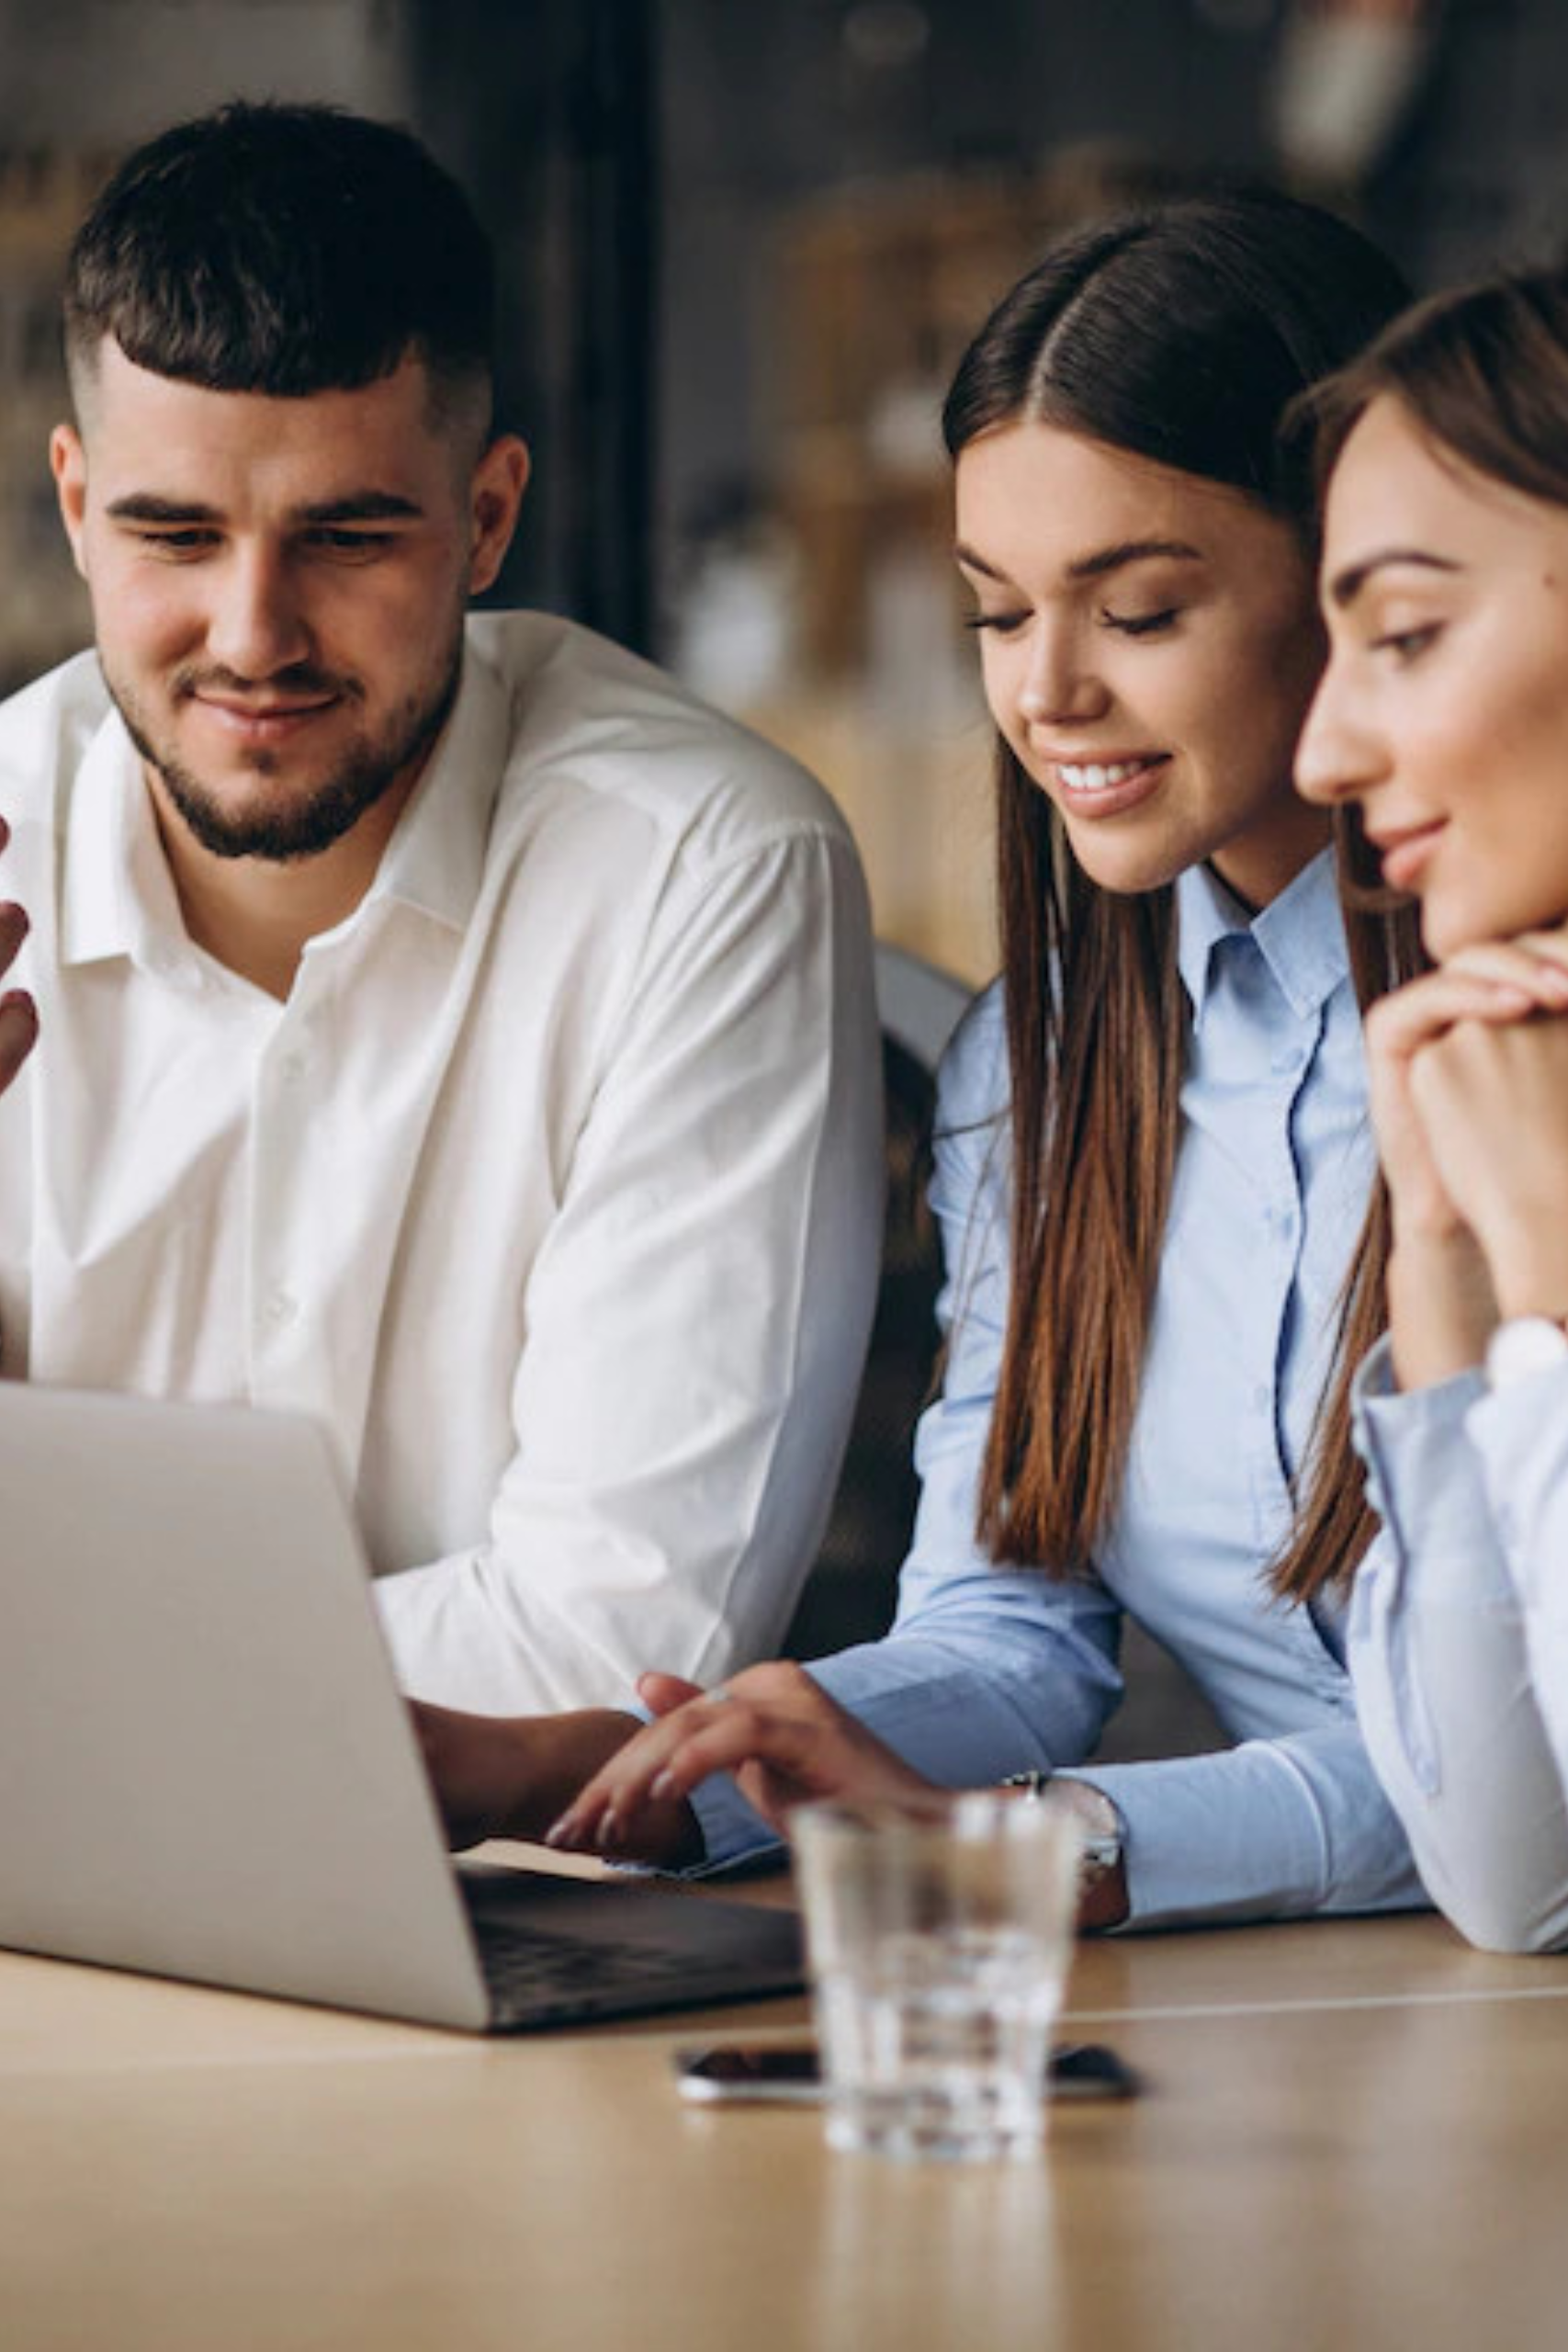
xmin=690 ymin=989 xmax=1122 ymax=1870
xmin=694 ymin=864 xmax=1428 ymax=1923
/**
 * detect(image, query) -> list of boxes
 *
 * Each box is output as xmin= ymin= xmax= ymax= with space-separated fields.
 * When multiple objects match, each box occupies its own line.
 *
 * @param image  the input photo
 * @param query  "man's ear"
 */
xmin=50 ymin=424 xmax=89 ymax=579
xmin=468 ymin=435 xmax=530 ymax=597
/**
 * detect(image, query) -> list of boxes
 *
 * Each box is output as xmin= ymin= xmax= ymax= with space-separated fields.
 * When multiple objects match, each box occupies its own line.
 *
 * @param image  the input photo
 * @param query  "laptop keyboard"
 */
xmin=474 ymin=1917 xmax=790 ymax=2030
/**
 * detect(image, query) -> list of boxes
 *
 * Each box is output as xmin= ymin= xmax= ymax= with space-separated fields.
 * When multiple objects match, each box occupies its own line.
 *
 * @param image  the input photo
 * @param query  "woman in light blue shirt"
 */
xmin=422 ymin=195 xmax=1427 ymax=1932
xmin=1297 ymin=263 xmax=1568 ymax=1952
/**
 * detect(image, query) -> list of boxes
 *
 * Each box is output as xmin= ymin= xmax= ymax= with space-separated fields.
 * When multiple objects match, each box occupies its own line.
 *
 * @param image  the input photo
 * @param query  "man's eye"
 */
xmin=307 ymin=529 xmax=393 ymax=556
xmin=135 ymin=528 xmax=217 ymax=554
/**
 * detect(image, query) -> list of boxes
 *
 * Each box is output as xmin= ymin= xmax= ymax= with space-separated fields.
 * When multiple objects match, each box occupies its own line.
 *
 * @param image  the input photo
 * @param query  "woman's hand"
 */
xmin=545 ymin=1661 xmax=943 ymax=1855
xmin=1365 ymin=947 xmax=1568 ymax=1235
xmin=1410 ymin=1004 xmax=1568 ymax=1322
xmin=1364 ymin=946 xmax=1568 ymax=1386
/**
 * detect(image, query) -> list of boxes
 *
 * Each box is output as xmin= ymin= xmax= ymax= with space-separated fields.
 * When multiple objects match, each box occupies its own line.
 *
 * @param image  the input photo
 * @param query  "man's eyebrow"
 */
xmin=106 ymin=494 xmax=220 ymax=524
xmin=1328 ymin=548 xmax=1462 ymax=608
xmin=953 ymin=537 xmax=1204 ymax=582
xmin=297 ymin=492 xmax=426 ymax=525
xmin=103 ymin=492 xmax=428 ymax=526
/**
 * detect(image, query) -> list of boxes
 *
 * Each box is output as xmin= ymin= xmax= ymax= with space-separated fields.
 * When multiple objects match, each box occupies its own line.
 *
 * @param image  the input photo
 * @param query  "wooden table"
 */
xmin=3 ymin=1859 xmax=1566 ymax=2352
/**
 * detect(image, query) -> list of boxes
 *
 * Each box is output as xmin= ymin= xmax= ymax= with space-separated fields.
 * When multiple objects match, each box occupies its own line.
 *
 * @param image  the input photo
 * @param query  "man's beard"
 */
xmin=105 ymin=641 xmax=464 ymax=864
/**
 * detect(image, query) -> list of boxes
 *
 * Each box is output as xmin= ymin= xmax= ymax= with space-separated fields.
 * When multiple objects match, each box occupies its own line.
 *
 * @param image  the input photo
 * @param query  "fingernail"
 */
xmin=544 ymin=1815 xmax=576 ymax=1848
xmin=650 ymin=1770 xmax=677 ymax=1801
xmin=599 ymin=1811 xmax=621 ymax=1849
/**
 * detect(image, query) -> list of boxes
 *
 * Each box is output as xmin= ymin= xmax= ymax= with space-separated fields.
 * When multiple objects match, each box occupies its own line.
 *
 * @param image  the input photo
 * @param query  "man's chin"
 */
xmin=152 ymin=754 xmax=408 ymax=865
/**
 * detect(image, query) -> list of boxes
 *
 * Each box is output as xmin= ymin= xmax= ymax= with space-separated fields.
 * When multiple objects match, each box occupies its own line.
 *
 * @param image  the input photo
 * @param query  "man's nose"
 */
xmin=203 ymin=546 xmax=312 ymax=680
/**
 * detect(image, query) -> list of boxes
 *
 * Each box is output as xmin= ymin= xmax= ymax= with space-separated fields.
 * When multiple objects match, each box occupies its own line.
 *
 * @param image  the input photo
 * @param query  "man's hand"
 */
xmin=409 ymin=1700 xmax=702 ymax=1864
xmin=0 ymin=816 xmax=36 ymax=1095
xmin=545 ymin=1661 xmax=944 ymax=1856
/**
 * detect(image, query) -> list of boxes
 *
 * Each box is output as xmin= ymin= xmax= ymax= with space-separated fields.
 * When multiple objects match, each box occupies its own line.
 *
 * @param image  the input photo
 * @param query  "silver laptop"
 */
xmin=0 ymin=1382 xmax=802 ymax=2031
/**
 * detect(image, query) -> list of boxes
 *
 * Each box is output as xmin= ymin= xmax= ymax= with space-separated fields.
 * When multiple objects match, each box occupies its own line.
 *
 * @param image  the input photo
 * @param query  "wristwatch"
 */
xmin=1484 ymin=1315 xmax=1568 ymax=1393
xmin=999 ymin=1771 xmax=1123 ymax=1883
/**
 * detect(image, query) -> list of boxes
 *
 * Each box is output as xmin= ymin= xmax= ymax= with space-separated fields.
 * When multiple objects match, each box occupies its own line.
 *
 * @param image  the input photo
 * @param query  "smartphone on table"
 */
xmin=673 ymin=2040 xmax=1141 ymax=2106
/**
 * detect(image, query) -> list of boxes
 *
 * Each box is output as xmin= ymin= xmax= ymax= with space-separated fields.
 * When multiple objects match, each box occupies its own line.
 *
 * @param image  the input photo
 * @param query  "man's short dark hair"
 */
xmin=63 ymin=101 xmax=495 ymax=435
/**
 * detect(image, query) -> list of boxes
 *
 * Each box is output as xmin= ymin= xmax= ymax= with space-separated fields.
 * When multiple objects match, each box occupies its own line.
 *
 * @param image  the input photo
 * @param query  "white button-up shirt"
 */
xmin=0 ymin=612 xmax=883 ymax=1713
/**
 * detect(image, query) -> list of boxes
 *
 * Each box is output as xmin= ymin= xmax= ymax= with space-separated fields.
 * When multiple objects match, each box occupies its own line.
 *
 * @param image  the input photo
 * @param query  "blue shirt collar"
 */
xmin=1177 ymin=847 xmax=1348 ymax=1028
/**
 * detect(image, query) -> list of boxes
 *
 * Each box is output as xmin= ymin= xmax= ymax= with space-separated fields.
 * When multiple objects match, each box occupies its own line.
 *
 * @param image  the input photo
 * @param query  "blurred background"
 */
xmin=0 ymin=0 xmax=1559 ymax=982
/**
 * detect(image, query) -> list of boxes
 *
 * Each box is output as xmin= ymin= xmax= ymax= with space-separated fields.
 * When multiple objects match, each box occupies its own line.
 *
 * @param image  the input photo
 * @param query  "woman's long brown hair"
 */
xmin=942 ymin=193 xmax=1422 ymax=1601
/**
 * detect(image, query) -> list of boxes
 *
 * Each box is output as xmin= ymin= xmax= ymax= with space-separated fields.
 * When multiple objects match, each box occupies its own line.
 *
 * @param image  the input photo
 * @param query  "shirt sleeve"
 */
xmin=374 ymin=825 xmax=885 ymax=1713
xmin=689 ymin=997 xmax=1125 ymax=1870
xmin=694 ymin=999 xmax=1427 ymax=1920
xmin=1342 ymin=1340 xmax=1568 ymax=1952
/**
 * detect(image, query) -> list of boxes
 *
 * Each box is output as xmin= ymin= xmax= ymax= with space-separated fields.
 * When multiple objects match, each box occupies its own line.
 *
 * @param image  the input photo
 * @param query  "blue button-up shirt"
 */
xmin=695 ymin=850 xmax=1427 ymax=1927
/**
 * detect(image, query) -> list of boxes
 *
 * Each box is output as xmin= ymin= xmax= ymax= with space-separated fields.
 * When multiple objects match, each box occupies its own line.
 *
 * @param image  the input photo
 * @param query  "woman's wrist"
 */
xmin=1486 ymin=1237 xmax=1568 ymax=1326
xmin=1387 ymin=1231 xmax=1497 ymax=1391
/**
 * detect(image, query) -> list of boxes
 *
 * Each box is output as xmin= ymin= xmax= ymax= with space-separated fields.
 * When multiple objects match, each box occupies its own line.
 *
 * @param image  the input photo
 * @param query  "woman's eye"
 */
xmin=1371 ymin=623 xmax=1441 ymax=664
xmin=1100 ymin=606 xmax=1179 ymax=638
xmin=964 ymin=609 xmax=1029 ymax=636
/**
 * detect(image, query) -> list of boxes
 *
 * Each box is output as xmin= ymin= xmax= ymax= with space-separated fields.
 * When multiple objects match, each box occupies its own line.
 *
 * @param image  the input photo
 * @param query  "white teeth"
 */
xmin=1055 ymin=760 xmax=1147 ymax=791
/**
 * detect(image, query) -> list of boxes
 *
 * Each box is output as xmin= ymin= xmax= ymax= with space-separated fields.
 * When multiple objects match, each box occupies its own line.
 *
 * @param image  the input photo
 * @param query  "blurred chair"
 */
xmin=782 ymin=944 xmax=969 ymax=1659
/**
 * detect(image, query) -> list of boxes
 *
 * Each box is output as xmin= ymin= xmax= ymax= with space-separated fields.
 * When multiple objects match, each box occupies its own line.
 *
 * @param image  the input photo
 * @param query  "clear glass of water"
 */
xmin=791 ymin=1792 xmax=1083 ymax=2162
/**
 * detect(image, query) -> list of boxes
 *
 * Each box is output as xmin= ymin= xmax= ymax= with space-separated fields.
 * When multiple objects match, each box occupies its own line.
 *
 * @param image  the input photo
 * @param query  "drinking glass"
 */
xmin=791 ymin=1791 xmax=1082 ymax=2162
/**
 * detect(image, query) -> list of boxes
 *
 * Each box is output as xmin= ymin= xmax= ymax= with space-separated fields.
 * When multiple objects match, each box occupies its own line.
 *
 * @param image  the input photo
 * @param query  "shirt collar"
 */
xmin=62 ymin=709 xmax=186 ymax=971
xmin=362 ymin=641 xmax=508 ymax=932
xmin=1176 ymin=846 xmax=1348 ymax=1026
xmin=59 ymin=637 xmax=509 ymax=971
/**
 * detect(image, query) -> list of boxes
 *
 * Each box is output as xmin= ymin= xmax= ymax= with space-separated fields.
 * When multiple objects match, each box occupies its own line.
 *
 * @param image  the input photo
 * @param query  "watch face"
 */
xmin=1486 ymin=1316 xmax=1568 ymax=1392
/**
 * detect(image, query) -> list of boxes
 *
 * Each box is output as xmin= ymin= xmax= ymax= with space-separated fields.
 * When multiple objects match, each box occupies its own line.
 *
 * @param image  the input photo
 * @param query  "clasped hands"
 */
xmin=1365 ymin=923 xmax=1568 ymax=1379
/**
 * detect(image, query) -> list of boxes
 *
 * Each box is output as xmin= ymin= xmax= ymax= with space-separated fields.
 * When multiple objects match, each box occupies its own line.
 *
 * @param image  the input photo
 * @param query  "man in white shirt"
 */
xmin=0 ymin=102 xmax=882 ymax=1721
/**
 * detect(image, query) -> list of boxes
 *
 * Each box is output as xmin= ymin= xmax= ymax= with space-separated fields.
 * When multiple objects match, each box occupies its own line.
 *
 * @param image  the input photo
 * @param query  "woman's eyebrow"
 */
xmin=1064 ymin=537 xmax=1203 ymax=582
xmin=954 ymin=537 xmax=1203 ymax=581
xmin=1328 ymin=548 xmax=1461 ymax=609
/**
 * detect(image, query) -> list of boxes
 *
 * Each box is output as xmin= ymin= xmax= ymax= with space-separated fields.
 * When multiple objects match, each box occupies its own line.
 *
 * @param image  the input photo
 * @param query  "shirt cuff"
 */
xmin=683 ymin=1771 xmax=786 ymax=1875
xmin=1057 ymin=1749 xmax=1329 ymax=1928
xmin=1352 ymin=1336 xmax=1486 ymax=1558
xmin=1061 ymin=1731 xmax=1424 ymax=1929
xmin=1467 ymin=1360 xmax=1568 ymax=1616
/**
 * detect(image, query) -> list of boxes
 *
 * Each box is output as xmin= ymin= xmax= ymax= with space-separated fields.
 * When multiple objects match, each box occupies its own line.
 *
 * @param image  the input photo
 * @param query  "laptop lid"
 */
xmin=0 ymin=1382 xmax=492 ymax=2030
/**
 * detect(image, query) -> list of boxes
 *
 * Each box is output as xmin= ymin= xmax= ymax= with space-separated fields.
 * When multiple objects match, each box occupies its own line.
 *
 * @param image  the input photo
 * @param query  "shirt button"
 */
xmin=279 ymin=1051 xmax=308 ymax=1085
xmin=1254 ymin=1384 xmax=1271 ymax=1412
xmin=263 ymin=1288 xmax=298 ymax=1330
